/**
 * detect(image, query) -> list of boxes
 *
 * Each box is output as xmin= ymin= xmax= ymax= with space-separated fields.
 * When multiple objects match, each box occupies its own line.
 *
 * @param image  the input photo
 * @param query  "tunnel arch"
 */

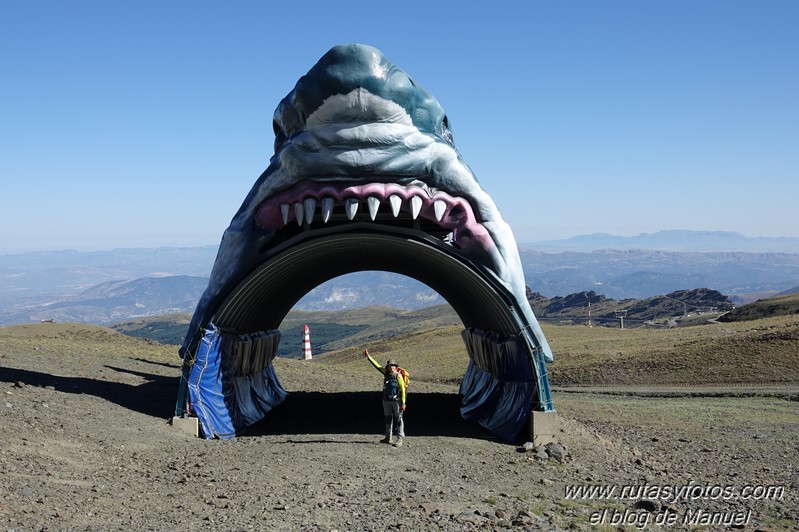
xmin=211 ymin=223 xmax=529 ymax=338
xmin=178 ymin=222 xmax=549 ymax=442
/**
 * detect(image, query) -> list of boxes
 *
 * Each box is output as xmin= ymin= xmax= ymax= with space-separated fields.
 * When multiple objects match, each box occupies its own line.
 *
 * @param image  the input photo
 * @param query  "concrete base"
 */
xmin=172 ymin=416 xmax=199 ymax=438
xmin=529 ymin=411 xmax=558 ymax=446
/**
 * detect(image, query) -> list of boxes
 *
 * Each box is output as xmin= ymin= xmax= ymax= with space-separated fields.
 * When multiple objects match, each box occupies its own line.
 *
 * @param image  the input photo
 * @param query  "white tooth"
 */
xmin=389 ymin=195 xmax=402 ymax=217
xmin=321 ymin=197 xmax=334 ymax=223
xmin=433 ymin=200 xmax=446 ymax=222
xmin=294 ymin=202 xmax=304 ymax=225
xmin=280 ymin=203 xmax=290 ymax=225
xmin=345 ymin=198 xmax=359 ymax=220
xmin=409 ymin=196 xmax=422 ymax=219
xmin=367 ymin=197 xmax=380 ymax=220
xmin=303 ymin=198 xmax=316 ymax=224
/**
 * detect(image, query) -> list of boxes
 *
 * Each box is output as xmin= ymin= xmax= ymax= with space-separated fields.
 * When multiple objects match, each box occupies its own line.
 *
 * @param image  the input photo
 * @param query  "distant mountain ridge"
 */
xmin=2 ymin=231 xmax=799 ymax=325
xmin=524 ymin=230 xmax=799 ymax=253
xmin=7 ymin=276 xmax=210 ymax=325
xmin=517 ymin=248 xmax=799 ymax=301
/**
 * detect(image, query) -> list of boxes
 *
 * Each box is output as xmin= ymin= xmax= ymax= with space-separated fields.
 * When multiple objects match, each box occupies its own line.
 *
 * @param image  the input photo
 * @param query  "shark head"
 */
xmin=272 ymin=43 xmax=453 ymax=155
xmin=182 ymin=43 xmax=552 ymax=363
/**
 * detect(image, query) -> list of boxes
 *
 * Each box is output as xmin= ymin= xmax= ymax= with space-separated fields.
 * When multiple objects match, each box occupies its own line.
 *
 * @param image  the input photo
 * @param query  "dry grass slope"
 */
xmin=720 ymin=292 xmax=799 ymax=322
xmin=0 ymin=322 xmax=177 ymax=363
xmin=311 ymin=325 xmax=468 ymax=384
xmin=7 ymin=311 xmax=799 ymax=389
xmin=544 ymin=315 xmax=799 ymax=386
xmin=310 ymin=314 xmax=799 ymax=388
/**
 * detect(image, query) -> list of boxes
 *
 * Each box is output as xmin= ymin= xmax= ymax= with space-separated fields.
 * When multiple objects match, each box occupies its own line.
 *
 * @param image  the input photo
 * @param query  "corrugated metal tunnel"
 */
xmin=211 ymin=224 xmax=527 ymax=336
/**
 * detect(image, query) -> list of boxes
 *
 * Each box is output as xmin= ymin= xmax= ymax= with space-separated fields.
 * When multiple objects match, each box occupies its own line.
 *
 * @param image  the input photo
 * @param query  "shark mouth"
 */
xmin=254 ymin=180 xmax=494 ymax=258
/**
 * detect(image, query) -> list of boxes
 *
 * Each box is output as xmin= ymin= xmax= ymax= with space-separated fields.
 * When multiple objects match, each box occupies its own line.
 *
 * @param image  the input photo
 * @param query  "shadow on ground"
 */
xmin=245 ymin=391 xmax=495 ymax=441
xmin=0 ymin=365 xmax=177 ymax=419
xmin=1 ymin=367 xmax=497 ymax=441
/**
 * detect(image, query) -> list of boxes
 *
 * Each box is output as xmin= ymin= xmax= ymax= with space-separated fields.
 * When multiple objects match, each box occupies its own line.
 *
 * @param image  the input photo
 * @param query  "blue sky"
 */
xmin=2 ymin=1 xmax=797 ymax=253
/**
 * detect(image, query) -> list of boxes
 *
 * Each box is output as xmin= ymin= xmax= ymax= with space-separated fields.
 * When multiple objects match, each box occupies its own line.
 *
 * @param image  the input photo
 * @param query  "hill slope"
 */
xmin=10 ymin=313 xmax=799 ymax=389
xmin=718 ymin=292 xmax=799 ymax=322
xmin=113 ymin=289 xmax=799 ymax=356
xmin=112 ymin=305 xmax=462 ymax=358
xmin=311 ymin=313 xmax=799 ymax=388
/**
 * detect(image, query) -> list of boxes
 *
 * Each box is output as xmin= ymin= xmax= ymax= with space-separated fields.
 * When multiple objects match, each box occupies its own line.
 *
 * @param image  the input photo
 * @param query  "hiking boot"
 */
xmin=393 ymin=437 xmax=404 ymax=447
xmin=380 ymin=437 xmax=392 ymax=444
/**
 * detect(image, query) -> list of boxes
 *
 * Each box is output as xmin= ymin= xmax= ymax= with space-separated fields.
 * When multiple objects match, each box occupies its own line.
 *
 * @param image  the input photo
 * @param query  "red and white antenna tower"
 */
xmin=301 ymin=324 xmax=312 ymax=360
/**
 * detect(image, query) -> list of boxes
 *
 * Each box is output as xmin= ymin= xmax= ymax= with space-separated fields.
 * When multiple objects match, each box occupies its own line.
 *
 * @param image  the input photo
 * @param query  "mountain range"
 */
xmin=1 ymin=230 xmax=798 ymax=326
xmin=524 ymin=230 xmax=799 ymax=253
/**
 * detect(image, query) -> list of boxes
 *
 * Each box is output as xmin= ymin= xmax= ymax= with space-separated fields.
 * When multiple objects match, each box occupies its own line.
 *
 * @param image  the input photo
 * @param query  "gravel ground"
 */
xmin=1 ymin=340 xmax=798 ymax=531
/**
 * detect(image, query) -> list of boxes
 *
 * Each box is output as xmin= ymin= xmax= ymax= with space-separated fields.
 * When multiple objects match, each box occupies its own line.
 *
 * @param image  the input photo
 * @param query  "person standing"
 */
xmin=363 ymin=349 xmax=406 ymax=447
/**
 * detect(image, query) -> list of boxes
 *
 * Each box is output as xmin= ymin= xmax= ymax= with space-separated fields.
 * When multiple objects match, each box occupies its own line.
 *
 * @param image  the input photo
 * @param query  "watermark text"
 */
xmin=564 ymin=482 xmax=785 ymax=503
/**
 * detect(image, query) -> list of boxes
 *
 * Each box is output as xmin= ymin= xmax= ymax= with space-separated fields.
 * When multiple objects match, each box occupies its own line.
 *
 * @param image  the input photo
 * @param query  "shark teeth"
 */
xmin=388 ymin=195 xmax=402 ymax=216
xmin=409 ymin=196 xmax=422 ymax=219
xmin=281 ymin=203 xmax=290 ymax=225
xmin=321 ymin=197 xmax=334 ymax=223
xmin=276 ymin=191 xmax=450 ymax=227
xmin=367 ymin=197 xmax=380 ymax=220
xmin=344 ymin=198 xmax=359 ymax=220
xmin=303 ymin=198 xmax=316 ymax=224
xmin=433 ymin=200 xmax=446 ymax=222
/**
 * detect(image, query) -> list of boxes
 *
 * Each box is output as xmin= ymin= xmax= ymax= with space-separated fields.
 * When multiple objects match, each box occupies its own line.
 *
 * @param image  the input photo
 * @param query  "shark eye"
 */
xmin=273 ymin=120 xmax=287 ymax=151
xmin=441 ymin=115 xmax=453 ymax=145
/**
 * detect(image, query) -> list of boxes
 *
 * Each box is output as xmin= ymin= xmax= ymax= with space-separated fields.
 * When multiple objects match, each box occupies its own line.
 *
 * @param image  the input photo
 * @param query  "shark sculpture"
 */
xmin=179 ymin=44 xmax=553 ymax=441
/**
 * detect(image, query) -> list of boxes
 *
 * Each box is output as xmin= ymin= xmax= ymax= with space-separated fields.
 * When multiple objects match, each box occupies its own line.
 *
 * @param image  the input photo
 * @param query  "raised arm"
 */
xmin=363 ymin=349 xmax=385 ymax=374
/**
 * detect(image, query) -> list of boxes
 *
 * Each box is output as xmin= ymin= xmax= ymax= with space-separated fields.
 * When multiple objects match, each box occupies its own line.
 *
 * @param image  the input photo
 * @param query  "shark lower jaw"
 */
xmin=254 ymin=180 xmax=495 ymax=256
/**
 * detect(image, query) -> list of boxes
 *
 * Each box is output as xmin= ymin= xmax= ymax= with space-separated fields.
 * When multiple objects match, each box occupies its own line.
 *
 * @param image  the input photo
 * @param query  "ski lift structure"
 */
xmin=615 ymin=309 xmax=628 ymax=329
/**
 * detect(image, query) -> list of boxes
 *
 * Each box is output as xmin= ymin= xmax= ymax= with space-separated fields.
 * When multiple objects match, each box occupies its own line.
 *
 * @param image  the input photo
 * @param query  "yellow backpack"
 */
xmin=396 ymin=366 xmax=410 ymax=389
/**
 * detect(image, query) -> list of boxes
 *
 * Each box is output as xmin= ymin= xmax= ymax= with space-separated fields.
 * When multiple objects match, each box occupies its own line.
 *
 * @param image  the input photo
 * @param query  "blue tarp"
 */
xmin=187 ymin=325 xmax=287 ymax=439
xmin=459 ymin=328 xmax=536 ymax=441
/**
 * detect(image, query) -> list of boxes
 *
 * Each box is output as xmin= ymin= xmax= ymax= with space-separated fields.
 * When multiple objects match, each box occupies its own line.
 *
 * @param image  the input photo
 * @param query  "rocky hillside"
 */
xmin=718 ymin=292 xmax=799 ymax=323
xmin=529 ymin=288 xmax=733 ymax=327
